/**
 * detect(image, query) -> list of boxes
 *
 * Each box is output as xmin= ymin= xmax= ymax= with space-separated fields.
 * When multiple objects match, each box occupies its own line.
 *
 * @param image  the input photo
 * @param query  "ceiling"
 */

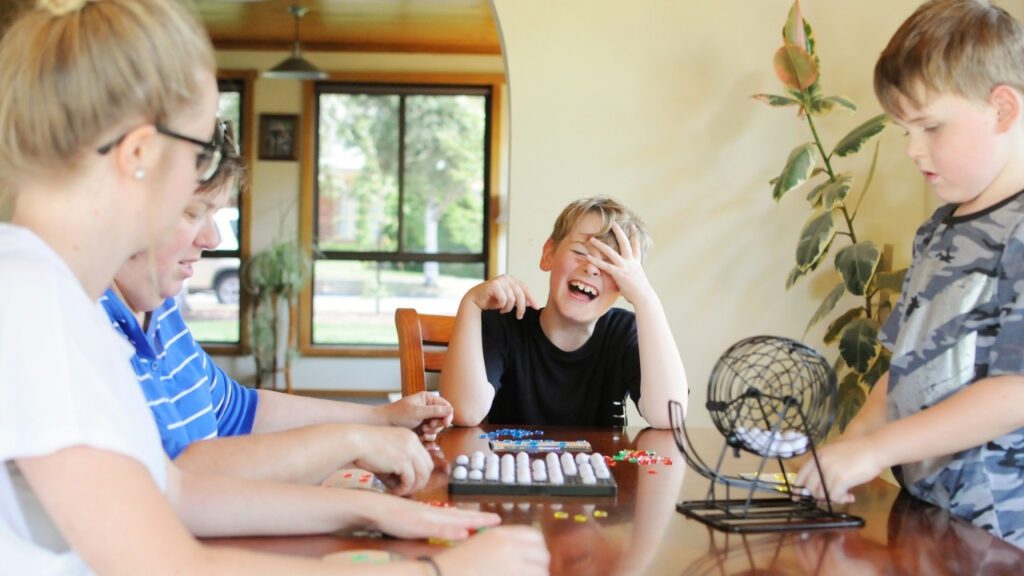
xmin=0 ymin=1 xmax=500 ymax=55
xmin=193 ymin=0 xmax=501 ymax=55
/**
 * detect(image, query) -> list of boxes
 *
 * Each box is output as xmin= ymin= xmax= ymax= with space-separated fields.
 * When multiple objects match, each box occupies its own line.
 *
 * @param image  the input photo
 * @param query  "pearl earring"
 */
xmin=134 ymin=168 xmax=146 ymax=181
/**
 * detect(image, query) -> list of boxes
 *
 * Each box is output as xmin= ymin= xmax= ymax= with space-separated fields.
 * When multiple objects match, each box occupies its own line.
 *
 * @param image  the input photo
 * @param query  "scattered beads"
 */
xmin=479 ymin=428 xmax=545 ymax=440
xmin=609 ymin=450 xmax=673 ymax=466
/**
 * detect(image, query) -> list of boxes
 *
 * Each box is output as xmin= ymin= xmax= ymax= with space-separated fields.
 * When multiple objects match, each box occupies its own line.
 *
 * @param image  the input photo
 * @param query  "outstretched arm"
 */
xmin=797 ymin=373 xmax=1024 ymax=504
xmin=168 ymin=458 xmax=500 ymax=540
xmin=18 ymin=446 xmax=545 ymax=575
xmin=251 ymin=389 xmax=453 ymax=439
xmin=587 ymin=223 xmax=688 ymax=428
xmin=440 ymin=275 xmax=539 ymax=426
xmin=175 ymin=422 xmax=433 ymax=494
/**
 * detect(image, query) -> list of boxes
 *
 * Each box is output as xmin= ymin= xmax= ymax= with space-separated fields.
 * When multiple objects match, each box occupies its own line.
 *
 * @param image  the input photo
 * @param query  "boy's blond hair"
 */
xmin=0 ymin=0 xmax=215 ymax=188
xmin=549 ymin=196 xmax=652 ymax=262
xmin=874 ymin=0 xmax=1024 ymax=117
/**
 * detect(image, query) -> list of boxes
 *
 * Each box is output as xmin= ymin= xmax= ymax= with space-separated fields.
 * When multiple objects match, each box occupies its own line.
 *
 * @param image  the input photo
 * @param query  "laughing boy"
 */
xmin=440 ymin=196 xmax=687 ymax=428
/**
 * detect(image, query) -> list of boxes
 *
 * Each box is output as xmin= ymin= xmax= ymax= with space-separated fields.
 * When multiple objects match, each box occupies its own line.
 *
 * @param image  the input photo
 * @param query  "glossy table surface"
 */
xmin=205 ymin=426 xmax=1024 ymax=575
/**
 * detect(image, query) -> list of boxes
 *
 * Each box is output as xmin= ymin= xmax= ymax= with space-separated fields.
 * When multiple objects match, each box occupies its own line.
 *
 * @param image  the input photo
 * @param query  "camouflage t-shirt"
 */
xmin=881 ymin=191 xmax=1024 ymax=548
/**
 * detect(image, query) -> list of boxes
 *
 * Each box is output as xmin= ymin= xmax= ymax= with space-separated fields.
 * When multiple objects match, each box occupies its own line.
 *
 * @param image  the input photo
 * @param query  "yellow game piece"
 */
xmin=428 ymin=538 xmax=455 ymax=547
xmin=593 ymin=510 xmax=608 ymax=518
xmin=553 ymin=511 xmax=569 ymax=519
xmin=573 ymin=514 xmax=587 ymax=523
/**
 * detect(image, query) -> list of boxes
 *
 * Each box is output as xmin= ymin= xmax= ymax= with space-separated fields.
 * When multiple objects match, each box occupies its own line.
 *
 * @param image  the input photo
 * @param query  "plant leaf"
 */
xmin=805 ymin=179 xmax=829 ymax=207
xmin=852 ymin=138 xmax=882 ymax=220
xmin=835 ymin=242 xmax=881 ymax=296
xmin=808 ymin=96 xmax=834 ymax=116
xmin=874 ymin=267 xmax=908 ymax=293
xmin=820 ymin=173 xmax=854 ymax=210
xmin=782 ymin=1 xmax=807 ymax=50
xmin=773 ymin=43 xmax=819 ymax=91
xmin=795 ymin=210 xmax=836 ymax=271
xmin=824 ymin=306 xmax=864 ymax=344
xmin=863 ymin=346 xmax=891 ymax=387
xmin=835 ymin=371 xmax=867 ymax=432
xmin=806 ymin=282 xmax=846 ymax=334
xmin=753 ymin=93 xmax=801 ymax=107
xmin=832 ymin=113 xmax=888 ymax=158
xmin=806 ymin=236 xmax=834 ymax=272
xmin=839 ymin=317 xmax=880 ymax=373
xmin=821 ymin=95 xmax=857 ymax=112
xmin=786 ymin=265 xmax=805 ymax=289
xmin=773 ymin=143 xmax=820 ymax=201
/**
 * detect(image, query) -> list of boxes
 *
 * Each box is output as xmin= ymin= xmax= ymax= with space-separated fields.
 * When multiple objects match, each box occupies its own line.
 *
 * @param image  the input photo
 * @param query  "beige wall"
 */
xmin=491 ymin=0 xmax=1024 ymax=427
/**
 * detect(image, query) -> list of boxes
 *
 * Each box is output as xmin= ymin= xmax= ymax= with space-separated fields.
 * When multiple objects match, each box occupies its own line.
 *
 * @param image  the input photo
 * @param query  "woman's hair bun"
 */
xmin=37 ymin=0 xmax=91 ymax=17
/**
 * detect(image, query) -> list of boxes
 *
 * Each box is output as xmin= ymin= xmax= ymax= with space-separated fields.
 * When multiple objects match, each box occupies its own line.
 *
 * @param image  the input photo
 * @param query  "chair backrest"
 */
xmin=394 ymin=308 xmax=457 ymax=396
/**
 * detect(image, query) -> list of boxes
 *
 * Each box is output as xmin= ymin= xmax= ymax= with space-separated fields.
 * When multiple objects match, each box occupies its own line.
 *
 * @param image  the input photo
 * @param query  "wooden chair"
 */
xmin=394 ymin=308 xmax=457 ymax=397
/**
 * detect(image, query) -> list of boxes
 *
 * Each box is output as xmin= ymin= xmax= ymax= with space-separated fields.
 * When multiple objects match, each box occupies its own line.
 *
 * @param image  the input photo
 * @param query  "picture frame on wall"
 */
xmin=258 ymin=114 xmax=298 ymax=161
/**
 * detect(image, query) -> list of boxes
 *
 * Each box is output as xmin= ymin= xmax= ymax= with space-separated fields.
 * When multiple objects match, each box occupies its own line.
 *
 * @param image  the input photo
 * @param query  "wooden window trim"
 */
xmin=298 ymin=72 xmax=505 ymax=356
xmin=205 ymin=69 xmax=257 ymax=356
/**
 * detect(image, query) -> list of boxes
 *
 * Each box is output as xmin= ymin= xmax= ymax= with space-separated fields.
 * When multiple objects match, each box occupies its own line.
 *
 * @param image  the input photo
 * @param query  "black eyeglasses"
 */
xmin=97 ymin=121 xmax=227 ymax=184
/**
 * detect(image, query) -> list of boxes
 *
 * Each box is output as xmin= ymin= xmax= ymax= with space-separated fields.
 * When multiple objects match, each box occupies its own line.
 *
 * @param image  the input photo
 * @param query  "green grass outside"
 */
xmin=189 ymin=320 xmax=240 ymax=344
xmin=190 ymin=319 xmax=399 ymax=346
xmin=313 ymin=320 xmax=398 ymax=346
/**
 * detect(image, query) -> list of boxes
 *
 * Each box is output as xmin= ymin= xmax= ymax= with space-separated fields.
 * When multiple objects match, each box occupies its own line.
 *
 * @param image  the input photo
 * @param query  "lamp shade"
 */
xmin=264 ymin=50 xmax=327 ymax=80
xmin=263 ymin=5 xmax=327 ymax=80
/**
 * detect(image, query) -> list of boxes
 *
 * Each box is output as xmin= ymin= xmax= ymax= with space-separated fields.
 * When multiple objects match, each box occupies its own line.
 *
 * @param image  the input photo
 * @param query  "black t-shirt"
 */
xmin=481 ymin=307 xmax=641 ymax=426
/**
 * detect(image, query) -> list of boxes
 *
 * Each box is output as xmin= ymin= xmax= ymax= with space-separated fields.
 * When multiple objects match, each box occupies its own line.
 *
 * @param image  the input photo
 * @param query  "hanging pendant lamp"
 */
xmin=263 ymin=5 xmax=327 ymax=80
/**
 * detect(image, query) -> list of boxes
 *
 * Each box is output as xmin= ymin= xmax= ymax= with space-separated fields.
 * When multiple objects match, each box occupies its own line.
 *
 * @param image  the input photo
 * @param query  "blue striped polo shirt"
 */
xmin=100 ymin=290 xmax=258 ymax=459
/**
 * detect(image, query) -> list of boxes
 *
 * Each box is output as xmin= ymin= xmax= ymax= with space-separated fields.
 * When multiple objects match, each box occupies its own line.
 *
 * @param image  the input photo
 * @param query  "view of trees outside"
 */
xmin=182 ymin=88 xmax=243 ymax=343
xmin=313 ymin=87 xmax=490 ymax=345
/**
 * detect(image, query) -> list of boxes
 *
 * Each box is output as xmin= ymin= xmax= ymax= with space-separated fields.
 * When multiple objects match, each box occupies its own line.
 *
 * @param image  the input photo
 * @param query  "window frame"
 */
xmin=198 ymin=70 xmax=256 ymax=356
xmin=299 ymin=72 xmax=505 ymax=357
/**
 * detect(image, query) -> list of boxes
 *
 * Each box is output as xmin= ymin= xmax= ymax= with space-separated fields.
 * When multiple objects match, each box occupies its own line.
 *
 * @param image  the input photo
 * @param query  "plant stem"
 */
xmin=804 ymin=110 xmax=858 ymax=244
xmin=804 ymin=100 xmax=870 ymax=316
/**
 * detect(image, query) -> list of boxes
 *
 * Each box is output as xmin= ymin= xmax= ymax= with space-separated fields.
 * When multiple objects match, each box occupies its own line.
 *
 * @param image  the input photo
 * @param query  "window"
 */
xmin=181 ymin=77 xmax=248 ymax=348
xmin=309 ymin=82 xmax=494 ymax=347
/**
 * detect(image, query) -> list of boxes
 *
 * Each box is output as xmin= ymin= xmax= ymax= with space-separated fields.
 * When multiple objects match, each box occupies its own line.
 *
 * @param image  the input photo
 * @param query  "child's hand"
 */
xmin=794 ymin=435 xmax=883 ymax=504
xmin=586 ymin=222 xmax=655 ymax=306
xmin=347 ymin=425 xmax=435 ymax=495
xmin=380 ymin=391 xmax=454 ymax=441
xmin=364 ymin=495 xmax=503 ymax=540
xmin=465 ymin=274 xmax=539 ymax=319
xmin=435 ymin=526 xmax=550 ymax=576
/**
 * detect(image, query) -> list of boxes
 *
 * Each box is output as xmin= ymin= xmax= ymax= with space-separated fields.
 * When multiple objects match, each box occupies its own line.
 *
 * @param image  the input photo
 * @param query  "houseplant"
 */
xmin=243 ymin=237 xmax=312 ymax=391
xmin=754 ymin=1 xmax=907 ymax=429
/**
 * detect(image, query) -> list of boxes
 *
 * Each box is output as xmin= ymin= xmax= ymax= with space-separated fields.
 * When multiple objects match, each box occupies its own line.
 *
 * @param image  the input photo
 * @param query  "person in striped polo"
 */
xmin=102 ymin=122 xmax=453 ymax=495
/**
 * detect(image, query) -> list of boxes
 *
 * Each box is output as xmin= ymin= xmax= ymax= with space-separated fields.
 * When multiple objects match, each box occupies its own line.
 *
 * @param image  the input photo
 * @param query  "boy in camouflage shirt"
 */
xmin=796 ymin=0 xmax=1024 ymax=547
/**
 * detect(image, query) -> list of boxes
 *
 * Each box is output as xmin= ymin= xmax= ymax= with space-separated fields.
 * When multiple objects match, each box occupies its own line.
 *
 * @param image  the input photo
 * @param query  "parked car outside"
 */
xmin=189 ymin=207 xmax=240 ymax=304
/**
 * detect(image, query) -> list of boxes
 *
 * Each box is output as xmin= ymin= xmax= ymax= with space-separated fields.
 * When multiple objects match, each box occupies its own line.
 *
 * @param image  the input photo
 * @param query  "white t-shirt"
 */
xmin=0 ymin=225 xmax=166 ymax=574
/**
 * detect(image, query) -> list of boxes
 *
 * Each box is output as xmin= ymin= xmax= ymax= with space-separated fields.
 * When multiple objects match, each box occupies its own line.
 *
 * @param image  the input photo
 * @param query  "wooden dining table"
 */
xmin=204 ymin=425 xmax=1024 ymax=575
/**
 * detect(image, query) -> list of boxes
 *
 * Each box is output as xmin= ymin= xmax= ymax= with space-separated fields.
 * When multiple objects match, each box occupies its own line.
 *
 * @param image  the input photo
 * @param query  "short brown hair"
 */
xmin=874 ymin=0 xmax=1024 ymax=117
xmin=0 ymin=0 xmax=215 ymax=188
xmin=196 ymin=121 xmax=247 ymax=199
xmin=549 ymin=196 xmax=652 ymax=262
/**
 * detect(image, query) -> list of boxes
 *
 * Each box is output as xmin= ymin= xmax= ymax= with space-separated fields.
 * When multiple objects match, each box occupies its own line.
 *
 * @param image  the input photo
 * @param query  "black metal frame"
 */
xmin=668 ymin=399 xmax=863 ymax=533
